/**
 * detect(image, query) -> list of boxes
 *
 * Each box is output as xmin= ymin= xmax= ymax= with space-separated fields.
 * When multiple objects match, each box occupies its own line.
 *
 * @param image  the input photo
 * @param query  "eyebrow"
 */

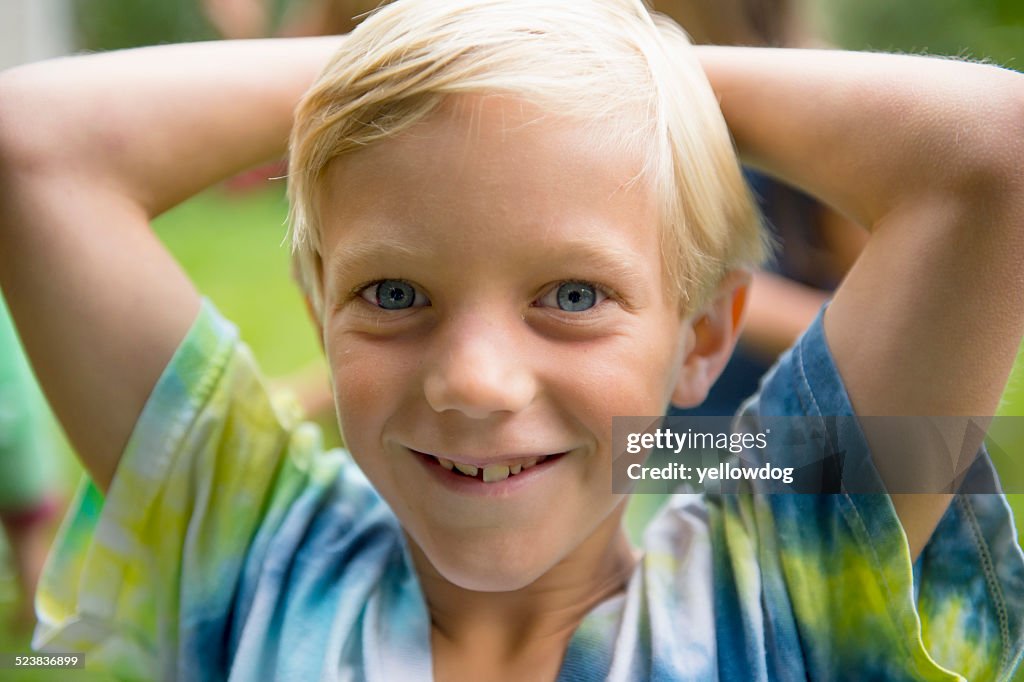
xmin=325 ymin=235 xmax=653 ymax=302
xmin=325 ymin=238 xmax=424 ymax=288
xmin=534 ymin=240 xmax=651 ymax=294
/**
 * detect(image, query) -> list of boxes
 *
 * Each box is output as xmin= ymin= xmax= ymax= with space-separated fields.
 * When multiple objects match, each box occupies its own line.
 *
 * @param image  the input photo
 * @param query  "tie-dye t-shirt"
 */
xmin=32 ymin=301 xmax=1024 ymax=680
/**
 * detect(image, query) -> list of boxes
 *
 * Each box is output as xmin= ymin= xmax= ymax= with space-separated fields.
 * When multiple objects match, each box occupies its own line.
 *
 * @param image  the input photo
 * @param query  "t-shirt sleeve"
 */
xmin=30 ymin=300 xmax=343 ymax=680
xmin=720 ymin=308 xmax=1024 ymax=681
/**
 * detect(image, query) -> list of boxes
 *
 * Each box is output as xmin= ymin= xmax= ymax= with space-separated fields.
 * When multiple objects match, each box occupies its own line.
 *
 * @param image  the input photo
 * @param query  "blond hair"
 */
xmin=288 ymin=0 xmax=767 ymax=317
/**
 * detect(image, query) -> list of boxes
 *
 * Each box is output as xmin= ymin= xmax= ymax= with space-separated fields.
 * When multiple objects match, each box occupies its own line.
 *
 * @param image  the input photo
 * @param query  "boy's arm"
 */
xmin=698 ymin=48 xmax=1024 ymax=558
xmin=0 ymin=38 xmax=339 ymax=491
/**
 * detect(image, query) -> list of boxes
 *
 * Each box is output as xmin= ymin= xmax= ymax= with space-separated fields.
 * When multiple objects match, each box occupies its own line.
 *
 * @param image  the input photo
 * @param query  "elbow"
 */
xmin=0 ymin=61 xmax=75 ymax=174
xmin=0 ymin=65 xmax=44 ymax=171
xmin=1000 ymin=79 xmax=1024 ymax=186
xmin=0 ymin=67 xmax=28 ymax=169
xmin=960 ymin=70 xmax=1024 ymax=254
xmin=961 ymin=67 xmax=1024 ymax=195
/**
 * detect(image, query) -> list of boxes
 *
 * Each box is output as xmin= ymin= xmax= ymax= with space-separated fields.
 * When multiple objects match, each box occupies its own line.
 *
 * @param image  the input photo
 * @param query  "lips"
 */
xmin=411 ymin=450 xmax=566 ymax=484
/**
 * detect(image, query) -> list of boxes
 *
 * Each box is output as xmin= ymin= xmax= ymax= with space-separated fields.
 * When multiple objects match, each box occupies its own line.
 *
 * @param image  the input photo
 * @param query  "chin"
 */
xmin=433 ymin=559 xmax=550 ymax=593
xmin=415 ymin=526 xmax=568 ymax=593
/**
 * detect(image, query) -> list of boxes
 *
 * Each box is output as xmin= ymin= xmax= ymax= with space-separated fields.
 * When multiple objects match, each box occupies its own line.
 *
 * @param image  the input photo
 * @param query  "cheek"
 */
xmin=538 ymin=327 xmax=686 ymax=461
xmin=324 ymin=335 xmax=416 ymax=445
xmin=324 ymin=336 xmax=426 ymax=517
xmin=580 ymin=328 xmax=685 ymax=416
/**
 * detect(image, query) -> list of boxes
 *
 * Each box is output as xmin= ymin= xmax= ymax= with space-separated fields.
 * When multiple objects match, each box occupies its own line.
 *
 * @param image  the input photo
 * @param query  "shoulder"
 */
xmin=34 ymin=299 xmax=405 ymax=677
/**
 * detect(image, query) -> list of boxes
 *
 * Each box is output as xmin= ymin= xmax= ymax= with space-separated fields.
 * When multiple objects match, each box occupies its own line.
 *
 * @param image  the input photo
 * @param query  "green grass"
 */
xmin=153 ymin=186 xmax=323 ymax=377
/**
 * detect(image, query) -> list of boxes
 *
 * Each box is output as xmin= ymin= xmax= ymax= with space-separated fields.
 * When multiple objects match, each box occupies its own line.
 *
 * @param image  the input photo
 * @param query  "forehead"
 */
xmin=317 ymin=95 xmax=660 ymax=268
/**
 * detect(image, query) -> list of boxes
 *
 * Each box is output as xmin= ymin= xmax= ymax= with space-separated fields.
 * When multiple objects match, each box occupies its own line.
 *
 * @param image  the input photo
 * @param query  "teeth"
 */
xmin=453 ymin=462 xmax=479 ymax=477
xmin=438 ymin=454 xmax=558 ymax=481
xmin=482 ymin=465 xmax=510 ymax=483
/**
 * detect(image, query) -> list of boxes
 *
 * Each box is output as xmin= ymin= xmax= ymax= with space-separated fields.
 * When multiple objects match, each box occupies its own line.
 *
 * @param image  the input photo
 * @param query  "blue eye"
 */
xmin=537 ymin=281 xmax=604 ymax=312
xmin=360 ymin=280 xmax=430 ymax=310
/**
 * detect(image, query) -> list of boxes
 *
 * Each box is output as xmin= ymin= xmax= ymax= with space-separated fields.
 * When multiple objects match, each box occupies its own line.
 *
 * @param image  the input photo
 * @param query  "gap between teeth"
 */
xmin=437 ymin=456 xmax=547 ymax=482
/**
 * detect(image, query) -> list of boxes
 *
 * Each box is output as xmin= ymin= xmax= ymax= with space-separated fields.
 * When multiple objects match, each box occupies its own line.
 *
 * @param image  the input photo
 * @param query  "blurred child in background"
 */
xmin=0 ymin=295 xmax=64 ymax=632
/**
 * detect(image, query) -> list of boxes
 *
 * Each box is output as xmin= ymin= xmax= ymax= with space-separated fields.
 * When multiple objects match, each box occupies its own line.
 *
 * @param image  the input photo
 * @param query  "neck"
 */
xmin=411 ymin=505 xmax=638 ymax=660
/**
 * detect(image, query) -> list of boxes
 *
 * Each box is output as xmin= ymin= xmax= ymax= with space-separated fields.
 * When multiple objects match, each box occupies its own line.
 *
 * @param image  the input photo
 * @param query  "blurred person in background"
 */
xmin=201 ymin=0 xmax=372 ymax=38
xmin=0 ymin=294 xmax=64 ymax=632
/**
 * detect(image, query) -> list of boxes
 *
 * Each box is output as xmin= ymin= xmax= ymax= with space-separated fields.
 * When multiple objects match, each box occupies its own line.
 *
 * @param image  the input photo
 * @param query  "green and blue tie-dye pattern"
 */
xmin=28 ymin=300 xmax=1024 ymax=680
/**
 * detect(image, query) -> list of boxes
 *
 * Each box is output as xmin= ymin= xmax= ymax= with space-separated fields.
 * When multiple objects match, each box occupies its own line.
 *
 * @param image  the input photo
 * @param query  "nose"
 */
xmin=423 ymin=315 xmax=537 ymax=418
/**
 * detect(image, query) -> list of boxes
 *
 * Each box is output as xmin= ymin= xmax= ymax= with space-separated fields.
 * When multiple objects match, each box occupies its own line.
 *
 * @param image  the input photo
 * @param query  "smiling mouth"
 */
xmin=414 ymin=451 xmax=566 ymax=483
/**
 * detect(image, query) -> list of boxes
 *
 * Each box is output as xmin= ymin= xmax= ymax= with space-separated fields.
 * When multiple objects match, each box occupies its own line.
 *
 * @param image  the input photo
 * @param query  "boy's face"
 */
xmin=317 ymin=96 xmax=696 ymax=591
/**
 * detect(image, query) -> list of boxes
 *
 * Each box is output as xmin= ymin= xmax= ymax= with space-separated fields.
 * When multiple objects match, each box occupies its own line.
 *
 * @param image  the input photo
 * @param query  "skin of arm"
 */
xmin=698 ymin=47 xmax=1024 ymax=558
xmin=0 ymin=37 xmax=341 ymax=491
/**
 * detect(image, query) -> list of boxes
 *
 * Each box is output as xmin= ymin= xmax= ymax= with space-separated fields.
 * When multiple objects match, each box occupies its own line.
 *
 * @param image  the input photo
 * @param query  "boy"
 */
xmin=0 ymin=0 xmax=1021 ymax=679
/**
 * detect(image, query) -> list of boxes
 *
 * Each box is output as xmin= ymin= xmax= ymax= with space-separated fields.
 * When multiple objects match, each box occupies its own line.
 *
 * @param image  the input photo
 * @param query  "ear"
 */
xmin=671 ymin=270 xmax=751 ymax=408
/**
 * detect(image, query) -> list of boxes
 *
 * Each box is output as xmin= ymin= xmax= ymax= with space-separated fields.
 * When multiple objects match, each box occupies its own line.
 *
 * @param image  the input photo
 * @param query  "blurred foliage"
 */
xmin=818 ymin=0 xmax=1024 ymax=70
xmin=75 ymin=0 xmax=215 ymax=50
xmin=73 ymin=0 xmax=299 ymax=50
xmin=74 ymin=0 xmax=1024 ymax=72
xmin=152 ymin=186 xmax=323 ymax=378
